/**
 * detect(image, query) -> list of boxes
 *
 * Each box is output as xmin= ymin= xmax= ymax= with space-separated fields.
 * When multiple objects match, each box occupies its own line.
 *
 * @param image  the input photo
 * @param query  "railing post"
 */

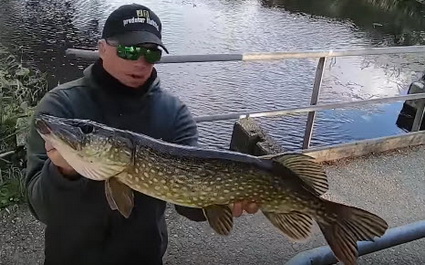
xmin=411 ymin=99 xmax=425 ymax=131
xmin=302 ymin=57 xmax=326 ymax=149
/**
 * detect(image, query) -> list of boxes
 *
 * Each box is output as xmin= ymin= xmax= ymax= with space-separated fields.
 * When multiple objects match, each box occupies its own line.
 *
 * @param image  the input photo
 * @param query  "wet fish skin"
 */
xmin=34 ymin=114 xmax=388 ymax=265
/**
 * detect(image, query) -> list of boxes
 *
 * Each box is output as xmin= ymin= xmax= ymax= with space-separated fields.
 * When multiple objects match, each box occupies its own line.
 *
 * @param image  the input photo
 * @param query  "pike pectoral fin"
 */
xmin=105 ymin=181 xmax=118 ymax=211
xmin=203 ymin=205 xmax=234 ymax=236
xmin=263 ymin=211 xmax=313 ymax=241
xmin=105 ymin=177 xmax=134 ymax=218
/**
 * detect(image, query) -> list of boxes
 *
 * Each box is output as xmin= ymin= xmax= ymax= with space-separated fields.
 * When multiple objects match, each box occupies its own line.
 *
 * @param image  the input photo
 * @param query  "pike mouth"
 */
xmin=34 ymin=118 xmax=52 ymax=135
xmin=34 ymin=117 xmax=82 ymax=153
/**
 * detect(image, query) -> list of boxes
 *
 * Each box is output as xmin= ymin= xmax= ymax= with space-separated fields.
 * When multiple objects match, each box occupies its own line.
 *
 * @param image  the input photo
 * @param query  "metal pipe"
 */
xmin=241 ymin=46 xmax=425 ymax=60
xmin=66 ymin=48 xmax=100 ymax=61
xmin=285 ymin=220 xmax=425 ymax=265
xmin=66 ymin=48 xmax=243 ymax=63
xmin=411 ymin=99 xmax=425 ymax=131
xmin=66 ymin=45 xmax=425 ymax=62
xmin=194 ymin=92 xmax=425 ymax=122
xmin=302 ymin=57 xmax=326 ymax=149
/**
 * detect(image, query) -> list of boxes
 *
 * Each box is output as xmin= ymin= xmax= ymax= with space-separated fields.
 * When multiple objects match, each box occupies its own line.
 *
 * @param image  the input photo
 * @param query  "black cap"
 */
xmin=101 ymin=4 xmax=169 ymax=53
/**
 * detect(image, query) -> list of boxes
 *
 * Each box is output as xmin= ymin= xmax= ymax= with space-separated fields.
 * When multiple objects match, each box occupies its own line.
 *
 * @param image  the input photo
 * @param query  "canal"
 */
xmin=0 ymin=0 xmax=424 ymax=150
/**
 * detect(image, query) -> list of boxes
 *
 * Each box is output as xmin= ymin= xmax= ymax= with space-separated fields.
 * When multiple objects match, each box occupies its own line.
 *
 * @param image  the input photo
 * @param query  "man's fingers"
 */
xmin=232 ymin=202 xmax=243 ymax=217
xmin=46 ymin=147 xmax=71 ymax=169
xmin=245 ymin=202 xmax=259 ymax=214
xmin=45 ymin=141 xmax=54 ymax=152
xmin=49 ymin=152 xmax=67 ymax=168
xmin=43 ymin=142 xmax=79 ymax=178
xmin=231 ymin=201 xmax=260 ymax=217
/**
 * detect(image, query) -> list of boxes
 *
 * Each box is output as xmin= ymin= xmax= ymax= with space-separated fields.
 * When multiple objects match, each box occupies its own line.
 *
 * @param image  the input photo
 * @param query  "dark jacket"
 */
xmin=25 ymin=60 xmax=206 ymax=265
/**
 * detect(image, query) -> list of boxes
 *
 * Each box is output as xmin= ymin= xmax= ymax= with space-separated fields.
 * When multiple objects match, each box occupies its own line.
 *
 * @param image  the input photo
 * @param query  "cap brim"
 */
xmin=114 ymin=31 xmax=169 ymax=54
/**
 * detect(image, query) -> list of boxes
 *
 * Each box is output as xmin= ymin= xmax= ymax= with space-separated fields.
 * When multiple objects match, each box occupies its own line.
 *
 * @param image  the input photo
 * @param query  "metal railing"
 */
xmin=67 ymin=45 xmax=425 ymax=149
xmin=285 ymin=220 xmax=425 ymax=265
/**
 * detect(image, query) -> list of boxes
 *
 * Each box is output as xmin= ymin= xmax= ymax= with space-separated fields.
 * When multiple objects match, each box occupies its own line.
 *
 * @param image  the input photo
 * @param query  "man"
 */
xmin=25 ymin=3 xmax=258 ymax=265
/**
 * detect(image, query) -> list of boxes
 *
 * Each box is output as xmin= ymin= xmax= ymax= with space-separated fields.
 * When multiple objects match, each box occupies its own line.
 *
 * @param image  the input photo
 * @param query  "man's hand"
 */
xmin=45 ymin=141 xmax=79 ymax=179
xmin=231 ymin=200 xmax=260 ymax=217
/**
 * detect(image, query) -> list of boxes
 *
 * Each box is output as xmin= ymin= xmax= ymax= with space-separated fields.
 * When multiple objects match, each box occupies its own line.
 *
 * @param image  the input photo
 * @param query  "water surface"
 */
xmin=0 ymin=0 xmax=424 ymax=150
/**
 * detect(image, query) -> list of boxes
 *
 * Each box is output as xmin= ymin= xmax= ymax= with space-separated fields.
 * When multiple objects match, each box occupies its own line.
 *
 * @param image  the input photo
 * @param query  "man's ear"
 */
xmin=98 ymin=40 xmax=106 ymax=59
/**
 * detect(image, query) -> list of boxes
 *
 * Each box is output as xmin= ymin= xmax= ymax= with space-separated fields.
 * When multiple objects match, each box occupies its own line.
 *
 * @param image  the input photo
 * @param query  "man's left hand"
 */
xmin=231 ymin=201 xmax=260 ymax=217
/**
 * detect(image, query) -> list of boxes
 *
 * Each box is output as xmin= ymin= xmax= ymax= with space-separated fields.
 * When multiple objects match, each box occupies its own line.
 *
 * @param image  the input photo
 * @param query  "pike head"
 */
xmin=34 ymin=114 xmax=133 ymax=181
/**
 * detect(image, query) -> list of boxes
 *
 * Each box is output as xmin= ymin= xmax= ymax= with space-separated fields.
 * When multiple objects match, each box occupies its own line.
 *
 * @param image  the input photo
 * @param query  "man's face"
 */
xmin=99 ymin=39 xmax=157 ymax=88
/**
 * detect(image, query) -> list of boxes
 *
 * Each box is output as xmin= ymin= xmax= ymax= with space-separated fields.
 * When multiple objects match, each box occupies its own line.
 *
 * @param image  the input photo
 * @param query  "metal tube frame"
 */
xmin=193 ymin=92 xmax=425 ymax=122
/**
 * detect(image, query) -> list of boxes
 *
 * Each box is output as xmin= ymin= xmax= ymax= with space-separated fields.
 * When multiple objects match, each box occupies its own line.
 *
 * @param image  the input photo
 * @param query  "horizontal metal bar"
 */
xmin=66 ymin=48 xmax=243 ymax=63
xmin=194 ymin=92 xmax=425 ymax=122
xmin=285 ymin=220 xmax=425 ymax=265
xmin=242 ymin=45 xmax=425 ymax=60
xmin=66 ymin=49 xmax=99 ymax=60
xmin=160 ymin=54 xmax=243 ymax=63
xmin=66 ymin=45 xmax=425 ymax=63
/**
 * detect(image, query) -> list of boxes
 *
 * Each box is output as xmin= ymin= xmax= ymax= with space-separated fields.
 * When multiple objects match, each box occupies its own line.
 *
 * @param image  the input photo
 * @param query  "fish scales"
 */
xmin=114 ymin=140 xmax=320 ymax=215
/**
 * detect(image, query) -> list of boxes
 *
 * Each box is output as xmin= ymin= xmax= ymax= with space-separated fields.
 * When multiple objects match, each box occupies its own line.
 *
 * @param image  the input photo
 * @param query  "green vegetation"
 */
xmin=264 ymin=0 xmax=425 ymax=45
xmin=0 ymin=44 xmax=49 ymax=210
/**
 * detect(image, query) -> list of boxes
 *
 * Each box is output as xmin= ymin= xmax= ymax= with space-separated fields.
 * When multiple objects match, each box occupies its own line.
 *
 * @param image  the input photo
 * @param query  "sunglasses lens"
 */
xmin=117 ymin=45 xmax=162 ymax=63
xmin=144 ymin=49 xmax=162 ymax=63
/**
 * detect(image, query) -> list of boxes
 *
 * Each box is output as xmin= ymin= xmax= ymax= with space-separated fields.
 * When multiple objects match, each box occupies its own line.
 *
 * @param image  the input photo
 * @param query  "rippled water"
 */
xmin=0 ymin=0 xmax=424 ymax=150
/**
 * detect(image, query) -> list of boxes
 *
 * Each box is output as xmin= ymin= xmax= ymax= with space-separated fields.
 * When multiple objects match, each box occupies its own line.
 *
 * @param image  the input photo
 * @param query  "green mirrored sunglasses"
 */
xmin=116 ymin=45 xmax=162 ymax=64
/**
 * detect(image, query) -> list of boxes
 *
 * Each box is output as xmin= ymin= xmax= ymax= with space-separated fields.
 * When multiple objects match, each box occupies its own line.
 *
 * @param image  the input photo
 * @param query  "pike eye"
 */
xmin=79 ymin=124 xmax=94 ymax=134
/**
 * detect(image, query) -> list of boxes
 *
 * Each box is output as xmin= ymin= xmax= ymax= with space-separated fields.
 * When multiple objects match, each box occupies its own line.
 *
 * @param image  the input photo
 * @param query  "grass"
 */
xmin=0 ymin=44 xmax=49 ymax=210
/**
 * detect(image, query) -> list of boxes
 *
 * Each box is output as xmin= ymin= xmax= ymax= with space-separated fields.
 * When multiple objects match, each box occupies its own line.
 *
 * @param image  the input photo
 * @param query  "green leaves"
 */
xmin=0 ymin=44 xmax=48 ymax=209
xmin=0 ymin=168 xmax=25 ymax=209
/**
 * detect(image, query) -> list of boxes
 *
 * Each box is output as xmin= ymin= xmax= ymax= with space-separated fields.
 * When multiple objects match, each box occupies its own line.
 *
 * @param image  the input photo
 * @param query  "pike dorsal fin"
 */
xmin=265 ymin=153 xmax=329 ymax=195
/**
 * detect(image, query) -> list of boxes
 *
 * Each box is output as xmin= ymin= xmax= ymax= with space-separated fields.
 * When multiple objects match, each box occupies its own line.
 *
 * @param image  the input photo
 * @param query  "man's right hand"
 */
xmin=45 ymin=141 xmax=80 ymax=180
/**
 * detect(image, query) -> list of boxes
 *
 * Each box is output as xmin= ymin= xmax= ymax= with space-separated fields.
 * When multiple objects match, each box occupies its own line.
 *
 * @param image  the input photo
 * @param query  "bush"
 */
xmin=0 ymin=44 xmax=49 ymax=210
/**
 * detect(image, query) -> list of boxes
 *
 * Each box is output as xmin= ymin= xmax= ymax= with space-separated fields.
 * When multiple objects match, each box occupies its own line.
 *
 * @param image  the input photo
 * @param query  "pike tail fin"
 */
xmin=317 ymin=200 xmax=388 ymax=265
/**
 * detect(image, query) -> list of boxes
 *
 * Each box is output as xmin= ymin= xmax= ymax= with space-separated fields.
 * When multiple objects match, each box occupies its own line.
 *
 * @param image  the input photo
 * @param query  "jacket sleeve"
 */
xmin=25 ymin=90 xmax=88 ymax=224
xmin=170 ymin=102 xmax=207 ymax=222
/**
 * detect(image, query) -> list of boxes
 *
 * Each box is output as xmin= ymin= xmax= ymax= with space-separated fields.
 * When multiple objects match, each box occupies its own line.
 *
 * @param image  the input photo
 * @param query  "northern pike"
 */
xmin=34 ymin=114 xmax=388 ymax=265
